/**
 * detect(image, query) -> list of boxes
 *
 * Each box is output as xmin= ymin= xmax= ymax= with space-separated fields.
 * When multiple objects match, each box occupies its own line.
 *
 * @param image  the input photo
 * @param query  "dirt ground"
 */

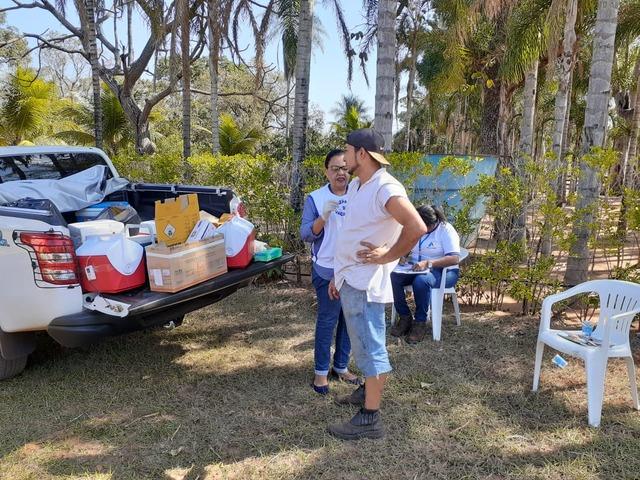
xmin=1 ymin=281 xmax=640 ymax=479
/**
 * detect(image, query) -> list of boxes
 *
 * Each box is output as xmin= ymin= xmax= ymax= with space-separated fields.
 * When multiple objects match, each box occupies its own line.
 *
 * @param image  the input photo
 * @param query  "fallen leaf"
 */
xmin=169 ymin=446 xmax=185 ymax=457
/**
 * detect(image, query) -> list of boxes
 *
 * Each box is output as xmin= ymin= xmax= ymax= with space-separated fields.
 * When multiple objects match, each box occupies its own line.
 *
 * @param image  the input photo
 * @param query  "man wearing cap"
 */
xmin=327 ymin=128 xmax=427 ymax=440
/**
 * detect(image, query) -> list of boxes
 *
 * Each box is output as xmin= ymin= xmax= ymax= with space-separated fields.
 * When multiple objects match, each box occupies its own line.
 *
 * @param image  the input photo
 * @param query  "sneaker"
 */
xmin=334 ymin=384 xmax=365 ymax=406
xmin=406 ymin=321 xmax=428 ymax=344
xmin=390 ymin=314 xmax=412 ymax=337
xmin=327 ymin=408 xmax=385 ymax=440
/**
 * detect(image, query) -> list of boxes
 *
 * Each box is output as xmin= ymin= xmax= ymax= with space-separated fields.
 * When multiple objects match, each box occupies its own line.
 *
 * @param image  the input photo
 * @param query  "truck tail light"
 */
xmin=19 ymin=232 xmax=79 ymax=286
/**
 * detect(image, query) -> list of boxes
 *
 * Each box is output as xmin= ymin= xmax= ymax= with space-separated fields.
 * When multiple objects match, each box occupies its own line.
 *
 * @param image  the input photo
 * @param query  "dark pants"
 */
xmin=312 ymin=267 xmax=351 ymax=375
xmin=391 ymin=269 xmax=460 ymax=323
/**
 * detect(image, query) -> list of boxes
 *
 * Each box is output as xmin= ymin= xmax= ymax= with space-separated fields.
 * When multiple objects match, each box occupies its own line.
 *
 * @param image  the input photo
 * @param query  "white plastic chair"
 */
xmin=532 ymin=279 xmax=640 ymax=427
xmin=390 ymin=248 xmax=469 ymax=341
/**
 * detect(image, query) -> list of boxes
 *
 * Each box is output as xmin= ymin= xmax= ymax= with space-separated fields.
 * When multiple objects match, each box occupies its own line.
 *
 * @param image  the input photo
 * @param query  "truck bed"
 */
xmin=48 ymin=254 xmax=294 ymax=347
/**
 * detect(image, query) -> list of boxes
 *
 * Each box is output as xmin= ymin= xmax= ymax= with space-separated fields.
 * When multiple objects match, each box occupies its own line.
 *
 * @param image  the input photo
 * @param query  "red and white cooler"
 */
xmin=76 ymin=235 xmax=146 ymax=293
xmin=217 ymin=216 xmax=255 ymax=269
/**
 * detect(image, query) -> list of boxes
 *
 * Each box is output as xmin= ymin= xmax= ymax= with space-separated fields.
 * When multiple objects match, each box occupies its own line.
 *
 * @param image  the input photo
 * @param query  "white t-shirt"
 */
xmin=334 ymin=168 xmax=408 ymax=303
xmin=410 ymin=222 xmax=460 ymax=269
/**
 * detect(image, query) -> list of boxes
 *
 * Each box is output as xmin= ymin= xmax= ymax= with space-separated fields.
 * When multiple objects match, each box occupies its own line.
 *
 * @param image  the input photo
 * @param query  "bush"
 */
xmin=113 ymin=147 xmax=296 ymax=248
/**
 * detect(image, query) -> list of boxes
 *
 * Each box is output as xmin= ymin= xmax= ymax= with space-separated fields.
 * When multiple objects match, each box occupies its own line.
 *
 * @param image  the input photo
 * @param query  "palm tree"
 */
xmin=289 ymin=0 xmax=313 ymax=213
xmin=218 ymin=113 xmax=263 ymax=155
xmin=78 ymin=0 xmax=103 ymax=150
xmin=550 ymin=0 xmax=579 ymax=201
xmin=514 ymin=59 xmax=540 ymax=242
xmin=397 ymin=0 xmax=429 ymax=151
xmin=332 ymin=105 xmax=373 ymax=140
xmin=331 ymin=94 xmax=368 ymax=119
xmin=374 ymin=0 xmax=397 ymax=150
xmin=564 ymin=0 xmax=622 ymax=285
xmin=0 ymin=67 xmax=56 ymax=145
xmin=179 ymin=0 xmax=192 ymax=162
xmin=54 ymin=86 xmax=132 ymax=155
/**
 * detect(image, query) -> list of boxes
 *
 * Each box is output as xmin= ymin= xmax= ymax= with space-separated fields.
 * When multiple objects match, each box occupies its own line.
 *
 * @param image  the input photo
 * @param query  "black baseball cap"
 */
xmin=346 ymin=128 xmax=390 ymax=165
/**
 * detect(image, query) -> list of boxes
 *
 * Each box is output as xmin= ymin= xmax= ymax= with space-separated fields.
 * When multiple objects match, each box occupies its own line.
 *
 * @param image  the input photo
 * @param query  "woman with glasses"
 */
xmin=389 ymin=204 xmax=461 ymax=343
xmin=300 ymin=149 xmax=361 ymax=394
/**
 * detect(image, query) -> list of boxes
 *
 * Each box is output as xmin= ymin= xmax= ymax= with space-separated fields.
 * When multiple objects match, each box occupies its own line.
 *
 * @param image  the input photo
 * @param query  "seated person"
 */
xmin=389 ymin=204 xmax=461 ymax=343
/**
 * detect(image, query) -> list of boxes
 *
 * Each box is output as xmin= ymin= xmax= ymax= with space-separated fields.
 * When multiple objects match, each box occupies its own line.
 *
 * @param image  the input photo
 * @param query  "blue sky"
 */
xmin=6 ymin=1 xmax=377 ymax=125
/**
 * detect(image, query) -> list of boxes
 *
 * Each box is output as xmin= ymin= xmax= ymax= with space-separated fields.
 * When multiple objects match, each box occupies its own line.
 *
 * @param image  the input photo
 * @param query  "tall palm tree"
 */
xmin=514 ymin=59 xmax=540 ymax=242
xmin=564 ymin=0 xmax=621 ymax=285
xmin=79 ymin=0 xmax=104 ymax=150
xmin=551 ymin=0 xmax=579 ymax=199
xmin=374 ymin=0 xmax=397 ymax=149
xmin=289 ymin=0 xmax=313 ymax=213
xmin=397 ymin=0 xmax=429 ymax=151
xmin=179 ymin=0 xmax=192 ymax=162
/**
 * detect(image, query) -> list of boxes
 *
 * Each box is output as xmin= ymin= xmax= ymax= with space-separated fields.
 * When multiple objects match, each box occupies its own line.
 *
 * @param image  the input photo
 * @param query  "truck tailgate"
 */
xmin=48 ymin=254 xmax=294 ymax=347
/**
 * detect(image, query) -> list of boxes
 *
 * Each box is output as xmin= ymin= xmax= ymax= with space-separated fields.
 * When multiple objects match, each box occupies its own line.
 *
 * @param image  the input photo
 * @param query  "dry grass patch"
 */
xmin=1 ymin=281 xmax=639 ymax=479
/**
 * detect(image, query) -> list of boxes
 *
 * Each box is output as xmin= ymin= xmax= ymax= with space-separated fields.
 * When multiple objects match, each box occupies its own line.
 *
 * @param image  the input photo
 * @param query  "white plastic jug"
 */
xmin=216 ymin=216 xmax=254 ymax=256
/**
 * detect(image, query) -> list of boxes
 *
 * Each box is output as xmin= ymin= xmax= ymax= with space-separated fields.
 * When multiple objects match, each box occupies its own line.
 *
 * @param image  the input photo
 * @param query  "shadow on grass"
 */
xmin=1 ymin=284 xmax=640 ymax=479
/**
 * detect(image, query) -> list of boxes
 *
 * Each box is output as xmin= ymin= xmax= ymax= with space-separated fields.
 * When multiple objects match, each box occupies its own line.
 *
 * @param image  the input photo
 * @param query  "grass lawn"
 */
xmin=1 ymin=281 xmax=640 ymax=479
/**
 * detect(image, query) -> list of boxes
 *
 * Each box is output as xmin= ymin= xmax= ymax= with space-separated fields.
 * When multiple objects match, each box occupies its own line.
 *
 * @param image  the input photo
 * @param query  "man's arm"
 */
xmin=357 ymin=196 xmax=428 ymax=264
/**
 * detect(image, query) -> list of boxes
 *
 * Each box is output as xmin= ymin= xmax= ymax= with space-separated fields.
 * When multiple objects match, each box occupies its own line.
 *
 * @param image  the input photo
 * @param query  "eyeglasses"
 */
xmin=328 ymin=166 xmax=349 ymax=173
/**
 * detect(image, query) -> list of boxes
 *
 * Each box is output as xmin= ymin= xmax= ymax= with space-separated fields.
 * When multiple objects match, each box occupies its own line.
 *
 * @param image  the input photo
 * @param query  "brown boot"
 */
xmin=406 ymin=321 xmax=428 ymax=344
xmin=390 ymin=314 xmax=412 ymax=337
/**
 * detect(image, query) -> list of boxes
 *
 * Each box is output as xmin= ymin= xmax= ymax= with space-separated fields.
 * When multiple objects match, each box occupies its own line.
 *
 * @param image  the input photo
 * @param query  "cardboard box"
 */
xmin=155 ymin=194 xmax=200 ymax=246
xmin=146 ymin=234 xmax=227 ymax=293
xmin=187 ymin=219 xmax=217 ymax=244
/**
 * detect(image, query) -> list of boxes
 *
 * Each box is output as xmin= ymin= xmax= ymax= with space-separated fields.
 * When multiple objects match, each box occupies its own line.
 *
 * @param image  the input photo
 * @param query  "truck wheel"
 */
xmin=0 ymin=355 xmax=28 ymax=380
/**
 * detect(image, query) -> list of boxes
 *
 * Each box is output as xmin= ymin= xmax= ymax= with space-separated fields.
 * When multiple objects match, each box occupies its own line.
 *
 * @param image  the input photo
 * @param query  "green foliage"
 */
xmin=331 ymin=106 xmax=372 ymax=141
xmin=218 ymin=114 xmax=264 ymax=155
xmin=54 ymin=85 xmax=132 ymax=155
xmin=0 ymin=67 xmax=56 ymax=145
xmin=114 ymin=147 xmax=296 ymax=249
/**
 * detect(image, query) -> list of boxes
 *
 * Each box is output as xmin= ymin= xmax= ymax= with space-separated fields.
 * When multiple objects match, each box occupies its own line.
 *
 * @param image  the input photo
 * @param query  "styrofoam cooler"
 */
xmin=69 ymin=220 xmax=125 ymax=248
xmin=76 ymin=235 xmax=146 ymax=293
xmin=217 ymin=216 xmax=255 ymax=269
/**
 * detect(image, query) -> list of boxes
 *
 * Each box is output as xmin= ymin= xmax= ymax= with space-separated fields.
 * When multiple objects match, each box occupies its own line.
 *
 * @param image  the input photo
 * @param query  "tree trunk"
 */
xmin=84 ymin=0 xmax=103 ymax=150
xmin=404 ymin=48 xmax=417 ymax=152
xmin=551 ymin=0 xmax=578 ymax=195
xmin=289 ymin=0 xmax=314 ymax=213
xmin=480 ymin=75 xmax=501 ymax=155
xmin=515 ymin=60 xmax=539 ymax=242
xmin=180 ymin=0 xmax=191 ymax=164
xmin=564 ymin=0 xmax=621 ymax=286
xmin=113 ymin=0 xmax=120 ymax=71
xmin=615 ymin=57 xmax=640 ymax=236
xmin=208 ymin=0 xmax=220 ymax=154
xmin=127 ymin=0 xmax=134 ymax=62
xmin=625 ymin=58 xmax=640 ymax=184
xmin=374 ymin=0 xmax=397 ymax=150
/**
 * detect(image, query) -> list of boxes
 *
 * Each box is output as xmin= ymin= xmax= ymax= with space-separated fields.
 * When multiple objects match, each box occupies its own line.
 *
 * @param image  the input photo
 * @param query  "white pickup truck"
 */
xmin=0 ymin=146 xmax=293 ymax=379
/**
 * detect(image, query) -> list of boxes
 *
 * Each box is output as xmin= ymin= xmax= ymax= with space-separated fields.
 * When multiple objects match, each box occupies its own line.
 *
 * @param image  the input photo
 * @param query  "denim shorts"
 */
xmin=339 ymin=282 xmax=392 ymax=378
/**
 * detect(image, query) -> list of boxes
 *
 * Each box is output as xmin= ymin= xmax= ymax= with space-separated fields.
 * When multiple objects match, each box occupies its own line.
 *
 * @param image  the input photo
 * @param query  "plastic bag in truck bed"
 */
xmin=0 ymin=165 xmax=128 ymax=212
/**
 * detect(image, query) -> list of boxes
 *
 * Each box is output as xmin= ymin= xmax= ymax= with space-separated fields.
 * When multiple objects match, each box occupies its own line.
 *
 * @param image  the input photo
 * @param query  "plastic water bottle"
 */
xmin=581 ymin=321 xmax=594 ymax=339
xmin=552 ymin=354 xmax=568 ymax=368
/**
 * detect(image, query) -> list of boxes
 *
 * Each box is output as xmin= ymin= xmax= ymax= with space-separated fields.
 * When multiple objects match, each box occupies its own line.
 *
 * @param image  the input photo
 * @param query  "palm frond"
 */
xmin=616 ymin=0 xmax=640 ymax=48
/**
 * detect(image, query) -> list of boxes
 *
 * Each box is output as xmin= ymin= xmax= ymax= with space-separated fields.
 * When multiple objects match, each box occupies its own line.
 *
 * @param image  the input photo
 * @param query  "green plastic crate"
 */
xmin=254 ymin=246 xmax=282 ymax=262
